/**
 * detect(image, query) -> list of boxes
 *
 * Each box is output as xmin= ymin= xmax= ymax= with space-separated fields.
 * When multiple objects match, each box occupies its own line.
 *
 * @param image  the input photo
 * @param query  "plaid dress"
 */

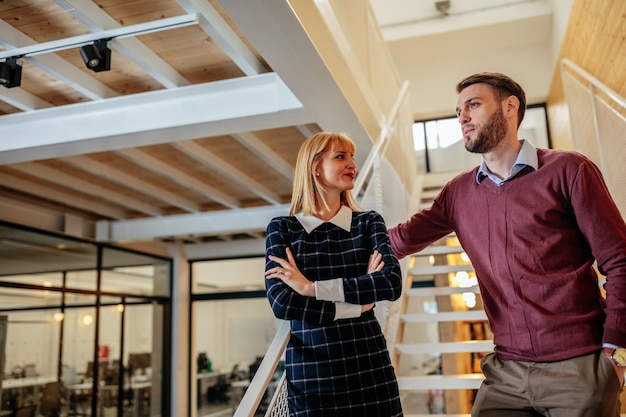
xmin=265 ymin=209 xmax=403 ymax=417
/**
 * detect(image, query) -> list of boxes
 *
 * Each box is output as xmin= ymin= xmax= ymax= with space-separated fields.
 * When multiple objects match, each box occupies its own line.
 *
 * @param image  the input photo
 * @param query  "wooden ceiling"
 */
xmin=0 ymin=0 xmax=570 ymax=261
xmin=0 ymin=0 xmax=375 ymax=254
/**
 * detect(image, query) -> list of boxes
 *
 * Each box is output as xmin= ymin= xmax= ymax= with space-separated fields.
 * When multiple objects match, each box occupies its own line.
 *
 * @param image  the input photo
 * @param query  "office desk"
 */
xmin=66 ymin=382 xmax=92 ymax=391
xmin=65 ymin=381 xmax=91 ymax=417
xmin=196 ymin=371 xmax=228 ymax=408
xmin=2 ymin=376 xmax=56 ymax=389
xmin=230 ymin=380 xmax=249 ymax=389
xmin=197 ymin=371 xmax=224 ymax=381
xmin=67 ymin=379 xmax=151 ymax=392
xmin=67 ymin=379 xmax=152 ymax=417
xmin=1 ymin=376 xmax=57 ymax=416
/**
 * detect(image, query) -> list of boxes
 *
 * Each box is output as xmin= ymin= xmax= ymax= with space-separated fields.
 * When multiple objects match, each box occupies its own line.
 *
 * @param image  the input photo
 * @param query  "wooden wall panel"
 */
xmin=546 ymin=2 xmax=626 ymax=411
xmin=546 ymin=0 xmax=626 ymax=150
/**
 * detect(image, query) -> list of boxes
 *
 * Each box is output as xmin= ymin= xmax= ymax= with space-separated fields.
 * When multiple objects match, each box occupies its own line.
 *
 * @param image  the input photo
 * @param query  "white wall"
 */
xmin=381 ymin=0 xmax=575 ymax=121
xmin=549 ymin=0 xmax=575 ymax=63
xmin=193 ymin=298 xmax=278 ymax=373
xmin=3 ymin=311 xmax=58 ymax=377
xmin=391 ymin=33 xmax=553 ymax=120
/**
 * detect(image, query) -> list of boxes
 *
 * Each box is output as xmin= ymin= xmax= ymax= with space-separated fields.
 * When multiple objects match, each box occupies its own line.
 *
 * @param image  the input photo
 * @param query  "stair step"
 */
xmin=406 ymin=286 xmax=480 ymax=297
xmin=405 ymin=415 xmax=470 ymax=417
xmin=397 ymin=341 xmax=494 ymax=354
xmin=401 ymin=310 xmax=487 ymax=323
xmin=421 ymin=189 xmax=440 ymax=200
xmin=398 ymin=374 xmax=484 ymax=390
xmin=409 ymin=264 xmax=474 ymax=276
xmin=422 ymin=171 xmax=460 ymax=188
xmin=415 ymin=245 xmax=464 ymax=256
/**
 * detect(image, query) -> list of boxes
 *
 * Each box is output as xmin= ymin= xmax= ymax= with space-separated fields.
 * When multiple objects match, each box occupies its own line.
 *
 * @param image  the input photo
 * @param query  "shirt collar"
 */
xmin=295 ymin=205 xmax=353 ymax=233
xmin=476 ymin=139 xmax=538 ymax=184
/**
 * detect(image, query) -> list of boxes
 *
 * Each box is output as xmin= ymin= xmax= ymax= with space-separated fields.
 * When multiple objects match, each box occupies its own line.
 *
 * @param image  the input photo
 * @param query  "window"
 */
xmin=413 ymin=105 xmax=551 ymax=173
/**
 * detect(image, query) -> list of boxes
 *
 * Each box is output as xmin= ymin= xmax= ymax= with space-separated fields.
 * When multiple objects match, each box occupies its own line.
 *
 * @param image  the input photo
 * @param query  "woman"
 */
xmin=264 ymin=132 xmax=403 ymax=417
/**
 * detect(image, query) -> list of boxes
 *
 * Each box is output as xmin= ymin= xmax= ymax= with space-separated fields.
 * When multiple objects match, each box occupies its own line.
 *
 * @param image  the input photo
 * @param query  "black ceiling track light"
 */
xmin=0 ymin=57 xmax=23 ymax=88
xmin=79 ymin=39 xmax=112 ymax=72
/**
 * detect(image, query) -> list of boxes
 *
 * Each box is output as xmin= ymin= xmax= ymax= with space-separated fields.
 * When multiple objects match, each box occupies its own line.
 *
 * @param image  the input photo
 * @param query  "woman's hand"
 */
xmin=266 ymin=248 xmax=385 ymax=311
xmin=367 ymin=250 xmax=384 ymax=274
xmin=360 ymin=250 xmax=384 ymax=313
xmin=265 ymin=248 xmax=315 ymax=297
xmin=361 ymin=303 xmax=375 ymax=313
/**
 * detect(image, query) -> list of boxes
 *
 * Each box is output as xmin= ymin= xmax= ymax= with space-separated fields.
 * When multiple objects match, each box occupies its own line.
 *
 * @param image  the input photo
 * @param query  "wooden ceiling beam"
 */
xmin=63 ymin=155 xmax=202 ymax=213
xmin=10 ymin=162 xmax=163 ymax=216
xmin=115 ymin=148 xmax=240 ymax=210
xmin=187 ymin=0 xmax=267 ymax=76
xmin=0 ymin=172 xmax=127 ymax=220
xmin=232 ymin=132 xmax=294 ymax=182
xmin=173 ymin=140 xmax=283 ymax=205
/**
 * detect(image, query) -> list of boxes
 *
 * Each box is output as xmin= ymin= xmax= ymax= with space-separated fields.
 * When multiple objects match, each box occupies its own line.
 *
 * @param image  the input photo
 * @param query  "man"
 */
xmin=389 ymin=72 xmax=626 ymax=416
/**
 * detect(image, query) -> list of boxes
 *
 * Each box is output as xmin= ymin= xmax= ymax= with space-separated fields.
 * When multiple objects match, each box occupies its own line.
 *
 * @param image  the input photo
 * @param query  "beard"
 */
xmin=465 ymin=108 xmax=508 ymax=154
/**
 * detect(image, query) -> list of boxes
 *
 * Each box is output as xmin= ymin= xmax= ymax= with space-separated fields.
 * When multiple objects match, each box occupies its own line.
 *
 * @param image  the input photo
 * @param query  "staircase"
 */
xmin=390 ymin=171 xmax=493 ymax=416
xmin=234 ymin=57 xmax=626 ymax=417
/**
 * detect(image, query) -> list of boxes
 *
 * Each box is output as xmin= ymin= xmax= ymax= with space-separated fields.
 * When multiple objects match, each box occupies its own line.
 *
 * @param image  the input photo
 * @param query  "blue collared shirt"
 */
xmin=476 ymin=139 xmax=538 ymax=185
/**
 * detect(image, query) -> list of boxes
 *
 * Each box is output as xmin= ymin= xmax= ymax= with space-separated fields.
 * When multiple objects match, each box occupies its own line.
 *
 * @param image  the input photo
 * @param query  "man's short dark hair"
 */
xmin=456 ymin=72 xmax=527 ymax=127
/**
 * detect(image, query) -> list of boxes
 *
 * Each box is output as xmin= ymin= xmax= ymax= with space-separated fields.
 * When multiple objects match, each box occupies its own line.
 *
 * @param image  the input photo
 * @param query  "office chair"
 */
xmin=38 ymin=382 xmax=66 ymax=417
xmin=14 ymin=404 xmax=36 ymax=417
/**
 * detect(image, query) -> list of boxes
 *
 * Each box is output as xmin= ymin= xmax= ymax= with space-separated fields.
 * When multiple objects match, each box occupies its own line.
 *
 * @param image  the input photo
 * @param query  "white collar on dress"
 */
xmin=295 ymin=205 xmax=353 ymax=233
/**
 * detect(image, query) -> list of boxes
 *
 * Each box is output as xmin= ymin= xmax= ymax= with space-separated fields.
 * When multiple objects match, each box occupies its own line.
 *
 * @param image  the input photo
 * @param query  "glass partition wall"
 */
xmin=0 ymin=222 xmax=172 ymax=417
xmin=190 ymin=257 xmax=281 ymax=417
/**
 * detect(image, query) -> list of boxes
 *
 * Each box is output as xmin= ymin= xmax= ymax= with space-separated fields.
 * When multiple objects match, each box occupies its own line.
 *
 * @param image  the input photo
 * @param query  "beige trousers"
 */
xmin=471 ymin=351 xmax=623 ymax=417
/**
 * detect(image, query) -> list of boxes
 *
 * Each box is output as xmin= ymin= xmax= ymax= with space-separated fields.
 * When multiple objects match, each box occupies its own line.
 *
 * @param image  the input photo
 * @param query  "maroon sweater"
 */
xmin=389 ymin=148 xmax=626 ymax=362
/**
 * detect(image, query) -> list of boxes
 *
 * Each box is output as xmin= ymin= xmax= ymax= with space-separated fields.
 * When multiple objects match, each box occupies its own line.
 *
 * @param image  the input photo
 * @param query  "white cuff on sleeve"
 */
xmin=334 ymin=302 xmax=361 ymax=320
xmin=314 ymin=278 xmax=345 ymax=302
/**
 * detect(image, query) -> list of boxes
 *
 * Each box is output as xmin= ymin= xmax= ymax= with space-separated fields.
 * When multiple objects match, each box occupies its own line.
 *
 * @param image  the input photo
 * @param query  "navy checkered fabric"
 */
xmin=265 ymin=210 xmax=403 ymax=417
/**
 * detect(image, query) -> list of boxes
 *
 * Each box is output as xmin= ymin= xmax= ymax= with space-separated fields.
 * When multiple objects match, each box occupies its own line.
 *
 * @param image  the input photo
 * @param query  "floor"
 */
xmin=197 ymin=392 xmax=432 ymax=416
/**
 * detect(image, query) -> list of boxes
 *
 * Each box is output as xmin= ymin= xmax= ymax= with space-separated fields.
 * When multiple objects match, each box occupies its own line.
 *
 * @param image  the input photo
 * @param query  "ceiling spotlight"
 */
xmin=435 ymin=0 xmax=451 ymax=16
xmin=0 ymin=57 xmax=23 ymax=88
xmin=80 ymin=39 xmax=111 ymax=72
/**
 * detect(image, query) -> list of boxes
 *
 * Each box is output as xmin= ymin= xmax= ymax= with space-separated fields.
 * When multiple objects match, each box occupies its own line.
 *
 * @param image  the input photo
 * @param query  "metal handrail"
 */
xmin=353 ymin=80 xmax=410 ymax=198
xmin=561 ymin=58 xmax=626 ymax=110
xmin=560 ymin=57 xmax=626 ymax=201
xmin=232 ymin=320 xmax=290 ymax=417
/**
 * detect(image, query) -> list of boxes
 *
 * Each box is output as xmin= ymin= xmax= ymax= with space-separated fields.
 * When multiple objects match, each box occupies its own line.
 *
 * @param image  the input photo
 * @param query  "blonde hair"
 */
xmin=290 ymin=132 xmax=363 ymax=216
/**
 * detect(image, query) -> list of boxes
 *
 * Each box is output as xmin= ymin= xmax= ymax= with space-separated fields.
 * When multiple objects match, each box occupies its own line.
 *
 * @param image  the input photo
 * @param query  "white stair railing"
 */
xmin=232 ymin=321 xmax=289 ymax=417
xmin=560 ymin=58 xmax=626 ymax=218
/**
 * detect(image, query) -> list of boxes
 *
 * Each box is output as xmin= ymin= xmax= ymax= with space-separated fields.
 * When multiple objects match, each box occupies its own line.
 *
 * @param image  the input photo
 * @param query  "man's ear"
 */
xmin=505 ymin=95 xmax=520 ymax=120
